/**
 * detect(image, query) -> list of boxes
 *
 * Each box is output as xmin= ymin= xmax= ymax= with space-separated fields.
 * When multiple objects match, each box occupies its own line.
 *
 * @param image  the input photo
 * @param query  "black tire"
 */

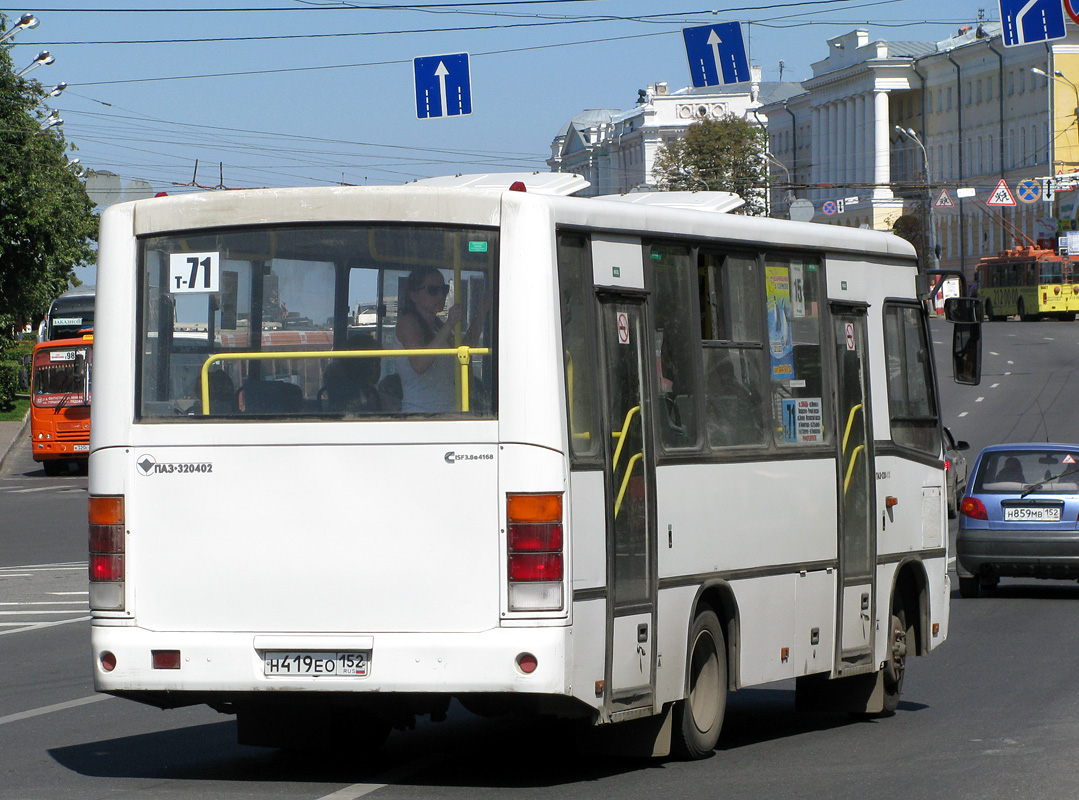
xmin=979 ymin=575 xmax=999 ymax=593
xmin=882 ymin=607 xmax=909 ymax=713
xmin=672 ymin=608 xmax=727 ymax=759
xmin=42 ymin=460 xmax=65 ymax=477
xmin=1017 ymin=298 xmax=1037 ymax=322
xmin=947 ymin=473 xmax=957 ymax=519
xmin=958 ymin=575 xmax=980 ymax=598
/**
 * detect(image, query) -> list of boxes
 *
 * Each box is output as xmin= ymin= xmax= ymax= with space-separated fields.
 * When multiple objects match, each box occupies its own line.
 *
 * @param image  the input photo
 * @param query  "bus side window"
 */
xmin=765 ymin=256 xmax=826 ymax=447
xmin=700 ymin=252 xmax=767 ymax=449
xmin=557 ymin=233 xmax=601 ymax=462
xmin=648 ymin=242 xmax=700 ymax=449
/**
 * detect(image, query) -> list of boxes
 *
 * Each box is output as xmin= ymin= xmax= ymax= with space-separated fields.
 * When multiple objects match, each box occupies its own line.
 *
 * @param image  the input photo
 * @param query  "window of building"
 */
xmin=965 ymin=81 xmax=972 ymax=105
xmin=946 ymin=87 xmax=953 ymax=110
xmin=976 ymin=80 xmax=982 ymax=105
xmin=1008 ymin=71 xmax=1014 ymax=96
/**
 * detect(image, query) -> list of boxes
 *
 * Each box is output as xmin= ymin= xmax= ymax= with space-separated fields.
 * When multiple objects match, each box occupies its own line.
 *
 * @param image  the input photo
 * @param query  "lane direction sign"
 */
xmin=683 ymin=23 xmax=750 ymax=88
xmin=414 ymin=53 xmax=472 ymax=119
xmin=999 ymin=0 xmax=1067 ymax=47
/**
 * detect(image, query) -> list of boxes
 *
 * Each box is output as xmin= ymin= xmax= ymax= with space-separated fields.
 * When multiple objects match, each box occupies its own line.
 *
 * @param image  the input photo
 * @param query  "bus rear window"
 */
xmin=33 ymin=345 xmax=92 ymax=408
xmin=137 ymin=224 xmax=497 ymax=421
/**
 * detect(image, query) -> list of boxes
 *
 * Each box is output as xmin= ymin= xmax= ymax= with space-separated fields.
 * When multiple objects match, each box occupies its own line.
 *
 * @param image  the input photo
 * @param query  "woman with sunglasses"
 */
xmin=395 ymin=266 xmax=477 ymax=413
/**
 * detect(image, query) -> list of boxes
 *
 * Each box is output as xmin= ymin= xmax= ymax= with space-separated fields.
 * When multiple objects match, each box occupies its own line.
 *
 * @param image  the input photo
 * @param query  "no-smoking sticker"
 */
xmin=845 ymin=322 xmax=856 ymax=351
xmin=616 ymin=312 xmax=630 ymax=345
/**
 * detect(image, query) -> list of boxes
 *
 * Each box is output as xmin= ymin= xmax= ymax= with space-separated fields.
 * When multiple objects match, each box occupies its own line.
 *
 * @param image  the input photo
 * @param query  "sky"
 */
xmin=0 ymin=1 xmax=1003 ymax=284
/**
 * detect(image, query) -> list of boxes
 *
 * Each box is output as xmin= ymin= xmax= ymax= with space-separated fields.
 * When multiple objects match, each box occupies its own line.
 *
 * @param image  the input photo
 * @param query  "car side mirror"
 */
xmin=957 ymin=440 xmax=970 ymax=451
xmin=944 ymin=297 xmax=982 ymax=323
xmin=953 ymin=322 xmax=982 ymax=385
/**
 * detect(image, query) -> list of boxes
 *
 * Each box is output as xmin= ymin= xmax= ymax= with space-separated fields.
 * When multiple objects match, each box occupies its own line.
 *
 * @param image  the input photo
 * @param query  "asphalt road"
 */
xmin=2 ymin=317 xmax=1079 ymax=799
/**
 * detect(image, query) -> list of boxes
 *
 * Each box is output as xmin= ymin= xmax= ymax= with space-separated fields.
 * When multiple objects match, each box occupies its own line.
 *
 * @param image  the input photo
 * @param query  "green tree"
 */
xmin=0 ymin=14 xmax=97 ymax=345
xmin=651 ymin=116 xmax=768 ymax=216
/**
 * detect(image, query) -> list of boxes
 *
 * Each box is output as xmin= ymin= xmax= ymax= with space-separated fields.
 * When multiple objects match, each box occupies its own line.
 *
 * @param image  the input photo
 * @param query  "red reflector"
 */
xmin=516 ymin=652 xmax=538 ymax=674
xmin=100 ymin=651 xmax=116 ymax=672
xmin=508 ymin=522 xmax=563 ymax=552
xmin=960 ymin=497 xmax=987 ymax=520
xmin=90 ymin=554 xmax=124 ymax=582
xmin=152 ymin=650 xmax=181 ymax=670
xmin=509 ymin=553 xmax=563 ymax=581
xmin=509 ymin=181 xmax=527 ymax=192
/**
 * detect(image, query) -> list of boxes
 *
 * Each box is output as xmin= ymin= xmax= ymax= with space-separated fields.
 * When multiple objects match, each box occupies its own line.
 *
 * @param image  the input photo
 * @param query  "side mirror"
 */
xmin=953 ymin=322 xmax=982 ymax=385
xmin=944 ymin=297 xmax=982 ymax=323
xmin=957 ymin=440 xmax=970 ymax=451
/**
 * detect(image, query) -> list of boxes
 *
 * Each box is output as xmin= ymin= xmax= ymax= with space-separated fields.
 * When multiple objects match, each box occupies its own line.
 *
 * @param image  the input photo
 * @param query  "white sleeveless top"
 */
xmin=395 ymin=333 xmax=457 ymax=413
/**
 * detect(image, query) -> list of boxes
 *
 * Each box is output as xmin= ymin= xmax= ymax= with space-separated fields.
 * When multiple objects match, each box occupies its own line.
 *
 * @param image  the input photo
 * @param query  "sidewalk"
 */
xmin=0 ymin=413 xmax=30 ymax=473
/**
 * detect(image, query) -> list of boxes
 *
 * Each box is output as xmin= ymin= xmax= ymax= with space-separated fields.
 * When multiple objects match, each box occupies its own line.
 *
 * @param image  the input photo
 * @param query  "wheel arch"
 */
xmin=888 ymin=558 xmax=929 ymax=656
xmin=687 ymin=579 xmax=740 ymax=690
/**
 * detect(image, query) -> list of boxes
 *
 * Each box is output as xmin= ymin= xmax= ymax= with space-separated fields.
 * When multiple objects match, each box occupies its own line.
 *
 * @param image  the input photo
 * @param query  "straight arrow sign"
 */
xmin=683 ymin=22 xmax=750 ymax=88
xmin=414 ymin=53 xmax=473 ymax=119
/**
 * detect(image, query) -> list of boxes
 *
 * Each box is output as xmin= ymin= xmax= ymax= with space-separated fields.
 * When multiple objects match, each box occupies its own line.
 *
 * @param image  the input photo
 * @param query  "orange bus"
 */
xmin=30 ymin=335 xmax=92 ymax=475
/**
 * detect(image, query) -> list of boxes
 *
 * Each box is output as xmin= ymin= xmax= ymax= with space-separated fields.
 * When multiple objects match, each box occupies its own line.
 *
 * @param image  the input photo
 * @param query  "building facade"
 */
xmin=760 ymin=23 xmax=1079 ymax=278
xmin=548 ymin=70 xmax=803 ymax=197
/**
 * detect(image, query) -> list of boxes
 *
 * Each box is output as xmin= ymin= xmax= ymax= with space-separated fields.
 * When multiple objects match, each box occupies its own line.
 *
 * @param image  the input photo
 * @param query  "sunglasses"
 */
xmin=417 ymin=284 xmax=449 ymax=297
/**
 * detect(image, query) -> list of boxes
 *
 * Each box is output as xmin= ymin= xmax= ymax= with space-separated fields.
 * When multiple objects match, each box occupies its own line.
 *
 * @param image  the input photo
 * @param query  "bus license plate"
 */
xmin=263 ymin=651 xmax=369 ymax=677
xmin=73 ymin=444 xmax=89 ymax=452
xmin=1004 ymin=507 xmax=1061 ymax=522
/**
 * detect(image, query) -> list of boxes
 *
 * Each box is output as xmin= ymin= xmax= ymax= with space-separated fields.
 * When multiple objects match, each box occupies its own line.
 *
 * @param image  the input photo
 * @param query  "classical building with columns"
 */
xmin=548 ymin=69 xmax=803 ymax=197
xmin=759 ymin=22 xmax=1079 ymax=278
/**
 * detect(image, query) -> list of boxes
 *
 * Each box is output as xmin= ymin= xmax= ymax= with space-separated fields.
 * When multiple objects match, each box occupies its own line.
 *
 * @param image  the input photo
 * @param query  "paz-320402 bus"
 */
xmin=89 ymin=176 xmax=977 ymax=758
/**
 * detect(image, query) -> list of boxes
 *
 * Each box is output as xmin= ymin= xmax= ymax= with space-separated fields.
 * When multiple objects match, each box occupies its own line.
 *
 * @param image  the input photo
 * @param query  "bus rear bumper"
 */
xmin=91 ymin=625 xmax=572 ymax=700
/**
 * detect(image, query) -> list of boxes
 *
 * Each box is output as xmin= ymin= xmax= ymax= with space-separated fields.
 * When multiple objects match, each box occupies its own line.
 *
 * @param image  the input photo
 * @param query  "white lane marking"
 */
xmin=49 ymin=592 xmax=89 ymax=596
xmin=1044 ymin=338 xmax=1055 ymax=341
xmin=0 ymin=564 xmax=85 ymax=574
xmin=9 ymin=487 xmax=59 ymax=494
xmin=1007 ymin=360 xmax=1014 ymax=365
xmin=958 ymin=411 xmax=969 ymax=417
xmin=0 ymin=694 xmax=111 ymax=726
xmin=316 ymin=755 xmax=445 ymax=800
xmin=989 ymin=351 xmax=1000 ymax=356
xmin=991 ymin=383 xmax=1000 ymax=388
xmin=0 ymin=610 xmax=87 ymax=616
xmin=975 ymin=397 xmax=984 ymax=403
xmin=0 ymin=615 xmax=90 ymax=636
xmin=0 ymin=601 xmax=87 ymax=606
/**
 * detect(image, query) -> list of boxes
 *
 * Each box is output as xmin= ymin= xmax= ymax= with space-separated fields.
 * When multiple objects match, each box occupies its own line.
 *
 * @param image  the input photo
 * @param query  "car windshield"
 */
xmin=973 ymin=450 xmax=1079 ymax=494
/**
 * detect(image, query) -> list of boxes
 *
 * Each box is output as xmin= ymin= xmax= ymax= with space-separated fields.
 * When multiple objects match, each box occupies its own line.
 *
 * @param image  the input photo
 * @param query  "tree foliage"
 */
xmin=0 ymin=14 xmax=97 ymax=344
xmin=651 ymin=116 xmax=769 ymax=216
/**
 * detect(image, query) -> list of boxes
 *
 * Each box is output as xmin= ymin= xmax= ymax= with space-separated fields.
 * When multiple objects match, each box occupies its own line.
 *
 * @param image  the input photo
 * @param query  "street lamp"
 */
xmin=39 ymin=110 xmax=61 ymax=131
xmin=763 ymin=151 xmax=794 ymax=214
xmin=17 ymin=50 xmax=54 ymax=78
xmin=1032 ymin=66 xmax=1079 ymax=124
xmin=895 ymin=125 xmax=939 ymax=271
xmin=44 ymin=81 xmax=67 ymax=99
xmin=0 ymin=13 xmax=38 ymax=45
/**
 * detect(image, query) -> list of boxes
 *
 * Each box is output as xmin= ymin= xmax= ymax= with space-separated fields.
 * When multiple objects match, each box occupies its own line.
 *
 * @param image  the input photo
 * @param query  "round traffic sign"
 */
xmin=822 ymin=200 xmax=837 ymax=216
xmin=1016 ymin=179 xmax=1041 ymax=204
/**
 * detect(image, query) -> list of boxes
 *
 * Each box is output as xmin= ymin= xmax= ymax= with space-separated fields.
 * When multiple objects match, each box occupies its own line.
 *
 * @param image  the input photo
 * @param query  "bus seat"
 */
xmin=207 ymin=368 xmax=238 ymax=415
xmin=238 ymin=380 xmax=303 ymax=414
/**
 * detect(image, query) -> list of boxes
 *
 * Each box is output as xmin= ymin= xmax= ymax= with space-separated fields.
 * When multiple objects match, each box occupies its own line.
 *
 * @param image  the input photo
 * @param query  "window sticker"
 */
xmin=782 ymin=397 xmax=823 ymax=443
xmin=766 ymin=266 xmax=794 ymax=379
xmin=169 ymin=252 xmax=220 ymax=294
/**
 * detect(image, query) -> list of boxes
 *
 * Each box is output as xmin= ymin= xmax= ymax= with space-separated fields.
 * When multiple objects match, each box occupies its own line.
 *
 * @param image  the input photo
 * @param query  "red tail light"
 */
xmin=944 ymin=458 xmax=951 ymax=472
xmin=507 ymin=493 xmax=564 ymax=612
xmin=960 ymin=496 xmax=987 ymax=520
xmin=88 ymin=495 xmax=125 ymax=610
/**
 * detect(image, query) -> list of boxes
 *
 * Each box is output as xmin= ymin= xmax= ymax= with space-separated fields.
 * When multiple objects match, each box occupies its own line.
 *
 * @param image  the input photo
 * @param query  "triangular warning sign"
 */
xmin=935 ymin=189 xmax=953 ymax=207
xmin=986 ymin=179 xmax=1016 ymax=207
xmin=1064 ymin=454 xmax=1076 ymax=465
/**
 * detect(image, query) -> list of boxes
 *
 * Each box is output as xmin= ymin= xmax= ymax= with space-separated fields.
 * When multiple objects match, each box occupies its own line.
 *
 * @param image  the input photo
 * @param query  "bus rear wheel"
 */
xmin=882 ymin=607 xmax=909 ymax=713
xmin=672 ymin=607 xmax=727 ymax=759
xmin=1017 ymin=298 xmax=1037 ymax=322
xmin=984 ymin=298 xmax=1003 ymax=322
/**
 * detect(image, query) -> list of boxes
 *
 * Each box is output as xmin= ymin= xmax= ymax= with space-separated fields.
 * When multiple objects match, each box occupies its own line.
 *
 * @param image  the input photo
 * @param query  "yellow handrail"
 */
xmin=611 ymin=405 xmax=640 ymax=471
xmin=614 ymin=452 xmax=643 ymax=518
xmin=843 ymin=444 xmax=865 ymax=495
xmin=841 ymin=403 xmax=863 ymax=455
xmin=199 ymin=346 xmax=490 ymax=415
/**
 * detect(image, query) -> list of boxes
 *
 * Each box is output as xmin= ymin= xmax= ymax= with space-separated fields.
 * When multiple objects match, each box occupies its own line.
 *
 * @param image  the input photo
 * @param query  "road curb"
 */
xmin=0 ymin=412 xmax=30 ymax=473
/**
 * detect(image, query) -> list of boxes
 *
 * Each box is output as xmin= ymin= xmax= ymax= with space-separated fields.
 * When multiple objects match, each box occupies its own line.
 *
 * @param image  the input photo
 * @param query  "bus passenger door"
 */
xmin=832 ymin=307 xmax=876 ymax=672
xmin=597 ymin=297 xmax=657 ymax=716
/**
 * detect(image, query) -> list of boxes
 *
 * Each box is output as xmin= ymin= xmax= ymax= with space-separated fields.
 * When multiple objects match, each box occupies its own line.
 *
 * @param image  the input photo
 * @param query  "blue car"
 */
xmin=957 ymin=443 xmax=1079 ymax=598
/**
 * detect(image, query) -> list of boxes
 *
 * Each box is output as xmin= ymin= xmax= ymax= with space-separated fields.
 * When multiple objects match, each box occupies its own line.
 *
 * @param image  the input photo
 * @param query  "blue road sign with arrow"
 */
xmin=999 ymin=0 xmax=1067 ymax=47
xmin=414 ymin=52 xmax=473 ymax=119
xmin=683 ymin=22 xmax=750 ymax=88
